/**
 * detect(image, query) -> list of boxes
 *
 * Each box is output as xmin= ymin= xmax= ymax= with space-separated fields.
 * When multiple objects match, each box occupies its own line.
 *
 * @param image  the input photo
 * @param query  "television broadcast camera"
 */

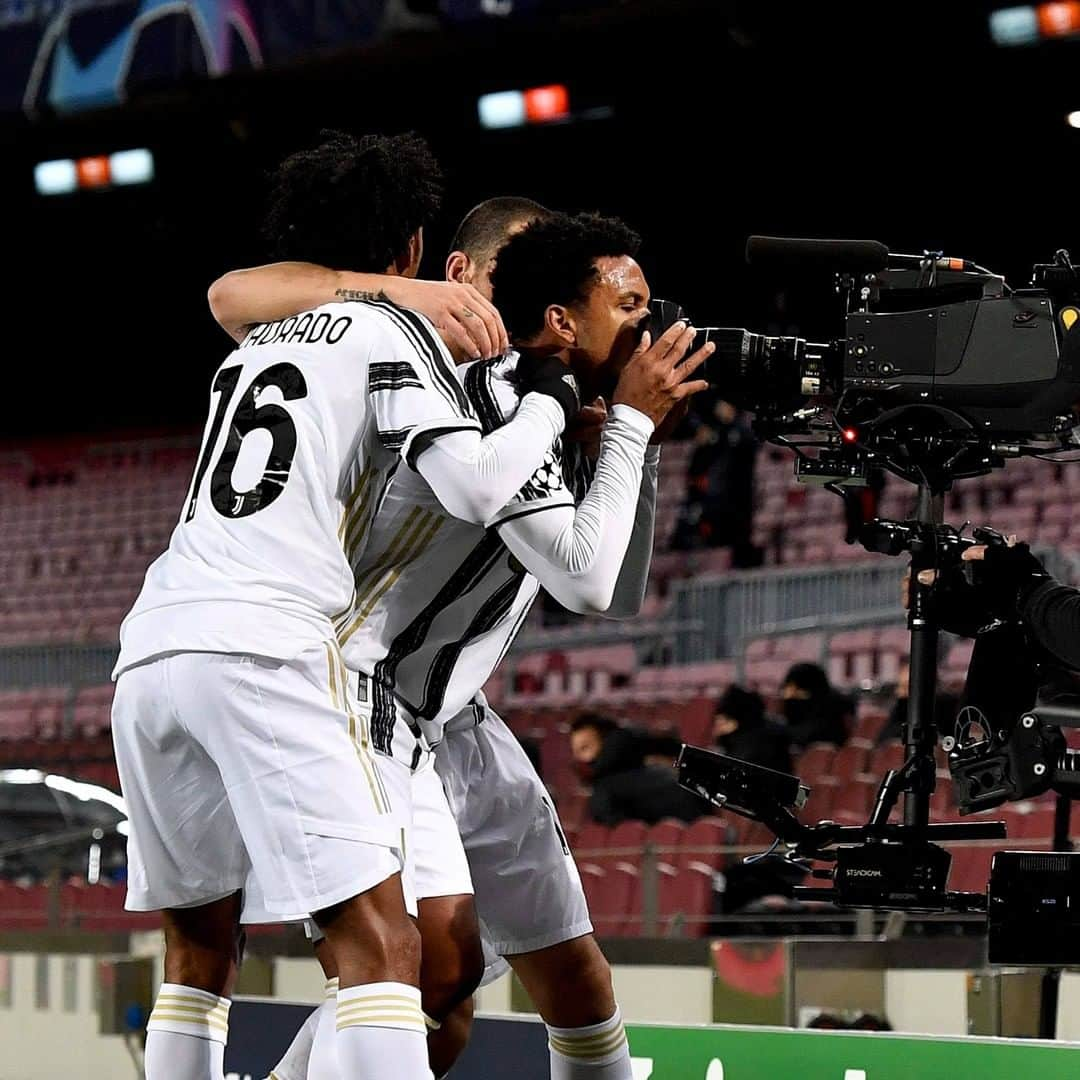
xmin=657 ymin=238 xmax=1080 ymax=968
xmin=651 ymin=238 xmax=1080 ymax=490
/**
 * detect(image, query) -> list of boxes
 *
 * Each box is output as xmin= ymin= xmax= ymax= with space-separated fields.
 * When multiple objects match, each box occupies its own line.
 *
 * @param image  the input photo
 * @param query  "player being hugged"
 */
xmin=209 ymin=203 xmax=711 ymax=1080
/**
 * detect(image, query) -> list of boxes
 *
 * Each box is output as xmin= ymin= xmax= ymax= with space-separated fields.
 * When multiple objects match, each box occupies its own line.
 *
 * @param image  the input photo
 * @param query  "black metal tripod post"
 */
xmin=904 ymin=482 xmax=946 ymax=830
xmin=1039 ymin=785 xmax=1075 ymax=1038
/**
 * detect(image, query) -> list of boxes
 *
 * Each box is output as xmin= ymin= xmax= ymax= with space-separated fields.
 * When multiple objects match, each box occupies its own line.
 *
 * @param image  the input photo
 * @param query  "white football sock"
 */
xmin=145 ymin=982 xmax=230 ymax=1080
xmin=547 ymin=1007 xmax=632 ymax=1080
xmin=266 ymin=981 xmax=328 ymax=1080
xmin=306 ymin=979 xmax=340 ymax=1080
xmin=335 ymin=982 xmax=432 ymax=1079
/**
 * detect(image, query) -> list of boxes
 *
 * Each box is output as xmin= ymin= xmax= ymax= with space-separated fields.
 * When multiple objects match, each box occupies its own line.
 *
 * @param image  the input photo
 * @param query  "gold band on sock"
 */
xmin=336 ymin=989 xmax=426 ymax=1036
xmin=548 ymin=1014 xmax=628 ymax=1062
xmin=148 ymin=986 xmax=231 ymax=1044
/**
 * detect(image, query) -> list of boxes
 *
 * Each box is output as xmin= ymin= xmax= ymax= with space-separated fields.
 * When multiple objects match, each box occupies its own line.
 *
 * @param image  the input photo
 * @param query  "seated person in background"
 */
xmin=874 ymin=658 xmax=959 ymax=746
xmin=780 ymin=662 xmax=853 ymax=748
xmin=569 ymin=713 xmax=707 ymax=826
xmin=713 ymin=685 xmax=793 ymax=774
xmin=672 ymin=398 xmax=760 ymax=566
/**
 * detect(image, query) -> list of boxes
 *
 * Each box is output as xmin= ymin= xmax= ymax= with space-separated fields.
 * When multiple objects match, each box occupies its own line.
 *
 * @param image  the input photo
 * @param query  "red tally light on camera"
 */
xmin=842 ymin=427 xmax=859 ymax=443
xmin=524 ymin=84 xmax=570 ymax=124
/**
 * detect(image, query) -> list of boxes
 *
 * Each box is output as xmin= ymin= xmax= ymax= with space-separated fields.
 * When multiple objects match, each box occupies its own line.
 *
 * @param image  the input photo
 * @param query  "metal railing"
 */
xmin=668 ymin=560 xmax=907 ymax=664
xmin=508 ymin=544 xmax=1077 ymax=672
xmin=0 ymin=547 xmax=1074 ymax=691
xmin=0 ymin=644 xmax=118 ymax=691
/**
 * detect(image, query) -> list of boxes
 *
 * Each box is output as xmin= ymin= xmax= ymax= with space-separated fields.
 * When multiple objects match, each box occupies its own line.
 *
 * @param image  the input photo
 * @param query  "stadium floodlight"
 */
xmin=524 ymin=84 xmax=570 ymax=123
xmin=109 ymin=148 xmax=154 ymax=186
xmin=1038 ymin=0 xmax=1080 ymax=37
xmin=1068 ymin=111 xmax=1080 ymax=127
xmin=76 ymin=156 xmax=111 ymax=189
xmin=35 ymin=149 xmax=155 ymax=196
xmin=34 ymin=158 xmax=78 ymax=196
xmin=479 ymin=84 xmax=572 ymax=129
xmin=478 ymin=90 xmax=527 ymax=129
xmin=989 ymin=6 xmax=1040 ymax=45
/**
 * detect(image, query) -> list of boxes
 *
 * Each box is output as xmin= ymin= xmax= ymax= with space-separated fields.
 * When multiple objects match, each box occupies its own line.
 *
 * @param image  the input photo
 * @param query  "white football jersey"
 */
xmin=338 ymin=352 xmax=588 ymax=755
xmin=115 ymin=300 xmax=480 ymax=677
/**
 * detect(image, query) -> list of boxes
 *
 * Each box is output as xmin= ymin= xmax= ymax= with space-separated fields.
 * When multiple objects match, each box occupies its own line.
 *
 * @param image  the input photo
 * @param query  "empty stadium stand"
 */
xmin=1 ymin=433 xmax=1077 ymax=935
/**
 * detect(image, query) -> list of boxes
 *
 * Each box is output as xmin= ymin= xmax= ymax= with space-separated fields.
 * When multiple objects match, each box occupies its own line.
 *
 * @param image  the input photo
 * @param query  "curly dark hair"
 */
xmin=490 ymin=211 xmax=642 ymax=341
xmin=261 ymin=129 xmax=444 ymax=272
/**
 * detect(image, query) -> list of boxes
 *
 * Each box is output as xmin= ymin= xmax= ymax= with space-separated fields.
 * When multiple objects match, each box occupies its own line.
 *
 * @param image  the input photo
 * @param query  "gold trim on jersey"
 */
xmin=332 ymin=463 xmax=378 ymax=625
xmin=324 ymin=642 xmax=389 ymax=815
xmin=338 ymin=462 xmax=373 ymax=542
xmin=336 ymin=509 xmax=443 ymax=648
xmin=354 ymin=514 xmax=443 ymax=626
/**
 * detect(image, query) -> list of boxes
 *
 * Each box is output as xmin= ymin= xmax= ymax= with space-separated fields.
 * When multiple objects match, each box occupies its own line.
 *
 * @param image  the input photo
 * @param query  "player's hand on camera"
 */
xmin=612 ymin=321 xmax=713 ymax=428
xmin=383 ymin=279 xmax=508 ymax=360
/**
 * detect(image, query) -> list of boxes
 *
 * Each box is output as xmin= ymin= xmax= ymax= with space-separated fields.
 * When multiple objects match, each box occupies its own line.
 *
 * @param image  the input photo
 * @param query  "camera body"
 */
xmin=650 ymin=247 xmax=1080 ymax=485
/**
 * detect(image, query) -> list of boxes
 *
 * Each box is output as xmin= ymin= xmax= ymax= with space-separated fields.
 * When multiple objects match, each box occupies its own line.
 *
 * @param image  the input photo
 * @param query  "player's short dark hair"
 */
xmin=449 ymin=196 xmax=550 ymax=266
xmin=490 ymin=211 xmax=642 ymax=340
xmin=262 ymin=129 xmax=443 ymax=272
xmin=570 ymin=712 xmax=619 ymax=737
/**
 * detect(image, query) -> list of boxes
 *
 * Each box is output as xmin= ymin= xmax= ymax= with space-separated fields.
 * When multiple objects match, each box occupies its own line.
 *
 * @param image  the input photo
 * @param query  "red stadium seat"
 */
xmin=574 ymin=823 xmax=612 ymax=855
xmin=831 ymin=778 xmax=876 ymax=823
xmin=947 ymin=847 xmax=994 ymax=895
xmin=659 ymin=860 xmax=714 ymax=937
xmin=795 ymin=743 xmax=835 ymax=784
xmin=681 ymin=816 xmax=729 ymax=868
xmin=647 ymin=818 xmax=686 ymax=854
xmin=830 ymin=742 xmax=871 ymax=782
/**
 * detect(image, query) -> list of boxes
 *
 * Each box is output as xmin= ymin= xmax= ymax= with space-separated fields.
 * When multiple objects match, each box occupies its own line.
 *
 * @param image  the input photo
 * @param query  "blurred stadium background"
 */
xmin=7 ymin=1 xmax=1080 ymax=1077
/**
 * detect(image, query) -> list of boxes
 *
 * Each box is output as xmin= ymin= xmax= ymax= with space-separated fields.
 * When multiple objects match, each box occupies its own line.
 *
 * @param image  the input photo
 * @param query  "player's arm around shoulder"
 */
xmin=207 ymin=261 xmax=506 ymax=360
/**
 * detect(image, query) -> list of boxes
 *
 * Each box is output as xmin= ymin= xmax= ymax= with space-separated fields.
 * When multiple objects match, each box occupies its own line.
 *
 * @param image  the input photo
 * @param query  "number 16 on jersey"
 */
xmin=185 ymin=362 xmax=309 ymax=522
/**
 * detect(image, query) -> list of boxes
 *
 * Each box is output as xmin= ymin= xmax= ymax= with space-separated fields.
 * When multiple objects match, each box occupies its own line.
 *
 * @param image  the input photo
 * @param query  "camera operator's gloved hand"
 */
xmin=515 ymin=354 xmax=582 ymax=428
xmin=961 ymin=534 xmax=1050 ymax=620
xmin=913 ymin=532 xmax=1050 ymax=636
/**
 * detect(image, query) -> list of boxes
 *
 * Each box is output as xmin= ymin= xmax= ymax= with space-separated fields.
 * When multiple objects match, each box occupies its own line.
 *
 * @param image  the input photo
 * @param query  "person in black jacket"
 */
xmin=780 ymin=663 xmax=853 ymax=748
xmin=713 ymin=685 xmax=792 ymax=773
xmin=569 ymin=713 xmax=707 ymax=825
xmin=916 ymin=539 xmax=1080 ymax=672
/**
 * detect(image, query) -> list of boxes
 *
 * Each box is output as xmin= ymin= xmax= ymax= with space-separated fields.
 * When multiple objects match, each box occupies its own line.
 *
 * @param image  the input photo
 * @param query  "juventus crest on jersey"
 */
xmin=338 ymin=352 xmax=591 ymax=753
xmin=115 ymin=300 xmax=480 ymax=678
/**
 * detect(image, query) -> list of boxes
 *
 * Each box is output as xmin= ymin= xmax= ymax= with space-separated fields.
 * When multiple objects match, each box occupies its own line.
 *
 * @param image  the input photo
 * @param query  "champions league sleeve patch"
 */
xmin=518 ymin=446 xmax=566 ymax=502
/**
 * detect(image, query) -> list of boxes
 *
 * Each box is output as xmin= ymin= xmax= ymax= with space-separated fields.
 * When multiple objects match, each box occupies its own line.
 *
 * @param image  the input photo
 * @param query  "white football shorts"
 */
xmin=112 ymin=642 xmax=411 ymax=918
xmin=435 ymin=701 xmax=592 ymax=977
xmin=410 ymin=751 xmax=475 ymax=902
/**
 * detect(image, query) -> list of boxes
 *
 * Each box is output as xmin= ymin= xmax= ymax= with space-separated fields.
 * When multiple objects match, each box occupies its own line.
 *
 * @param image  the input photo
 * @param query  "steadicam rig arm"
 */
xmin=676 ymin=745 xmax=1005 ymax=913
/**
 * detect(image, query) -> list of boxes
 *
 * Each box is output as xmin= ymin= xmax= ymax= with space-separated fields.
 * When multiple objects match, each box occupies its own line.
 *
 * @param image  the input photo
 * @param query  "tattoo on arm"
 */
xmin=334 ymin=288 xmax=390 ymax=303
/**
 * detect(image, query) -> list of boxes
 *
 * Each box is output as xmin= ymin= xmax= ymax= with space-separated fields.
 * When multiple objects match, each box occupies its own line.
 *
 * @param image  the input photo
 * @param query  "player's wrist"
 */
xmin=608 ymin=403 xmax=656 ymax=441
